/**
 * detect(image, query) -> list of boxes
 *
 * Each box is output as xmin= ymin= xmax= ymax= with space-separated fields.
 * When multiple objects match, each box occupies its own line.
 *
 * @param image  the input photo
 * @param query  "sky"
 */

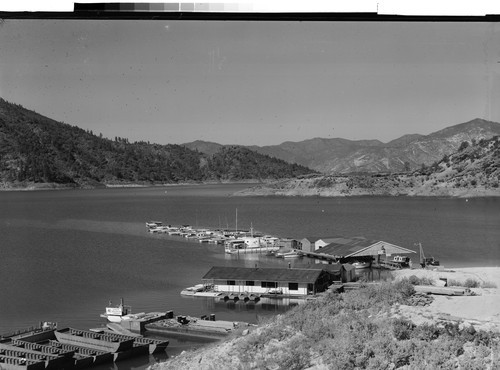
xmin=0 ymin=17 xmax=499 ymax=146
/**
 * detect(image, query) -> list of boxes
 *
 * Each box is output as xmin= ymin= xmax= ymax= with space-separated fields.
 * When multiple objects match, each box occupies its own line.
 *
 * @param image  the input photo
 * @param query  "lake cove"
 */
xmin=1 ymin=184 xmax=498 ymax=367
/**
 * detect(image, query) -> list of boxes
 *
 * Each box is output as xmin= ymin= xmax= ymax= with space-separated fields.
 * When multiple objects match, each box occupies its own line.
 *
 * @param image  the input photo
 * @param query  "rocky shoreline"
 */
xmin=234 ymin=175 xmax=500 ymax=198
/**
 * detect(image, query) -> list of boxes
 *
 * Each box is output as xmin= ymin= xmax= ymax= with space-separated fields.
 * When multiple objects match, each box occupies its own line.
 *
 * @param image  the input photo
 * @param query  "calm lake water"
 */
xmin=1 ymin=184 xmax=499 ymax=368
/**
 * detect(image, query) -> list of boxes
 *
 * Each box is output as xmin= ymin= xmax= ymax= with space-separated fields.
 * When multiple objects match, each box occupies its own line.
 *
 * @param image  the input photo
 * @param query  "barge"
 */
xmin=0 ymin=324 xmax=168 ymax=370
xmin=100 ymin=299 xmax=167 ymax=333
xmin=145 ymin=313 xmax=250 ymax=340
xmin=54 ymin=328 xmax=136 ymax=353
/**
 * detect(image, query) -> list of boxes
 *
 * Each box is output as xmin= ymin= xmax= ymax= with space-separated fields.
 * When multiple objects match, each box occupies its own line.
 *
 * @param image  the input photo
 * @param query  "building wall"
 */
xmin=300 ymin=239 xmax=314 ymax=253
xmin=278 ymin=239 xmax=300 ymax=249
xmin=208 ymin=279 xmax=310 ymax=296
xmin=315 ymin=240 xmax=331 ymax=250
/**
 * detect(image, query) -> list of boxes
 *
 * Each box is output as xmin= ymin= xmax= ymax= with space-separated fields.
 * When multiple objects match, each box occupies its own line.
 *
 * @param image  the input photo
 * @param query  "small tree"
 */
xmin=459 ymin=141 xmax=470 ymax=151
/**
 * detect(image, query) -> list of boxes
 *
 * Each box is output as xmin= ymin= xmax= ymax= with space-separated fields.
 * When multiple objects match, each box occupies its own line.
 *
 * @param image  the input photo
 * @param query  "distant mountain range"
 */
xmin=0 ymin=98 xmax=314 ymax=189
xmin=1 ymin=95 xmax=498 ymax=191
xmin=235 ymin=136 xmax=500 ymax=198
xmin=184 ymin=119 xmax=500 ymax=174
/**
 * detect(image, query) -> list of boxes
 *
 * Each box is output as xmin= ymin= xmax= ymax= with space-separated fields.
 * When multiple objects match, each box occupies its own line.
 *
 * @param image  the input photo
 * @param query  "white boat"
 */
xmin=180 ymin=284 xmax=222 ymax=297
xmin=225 ymin=246 xmax=279 ymax=254
xmin=149 ymin=226 xmax=170 ymax=233
xmin=276 ymin=250 xmax=302 ymax=258
xmin=181 ymin=284 xmax=205 ymax=295
xmin=283 ymin=251 xmax=302 ymax=259
xmin=146 ymin=221 xmax=163 ymax=228
xmin=100 ymin=298 xmax=132 ymax=323
xmin=352 ymin=261 xmax=371 ymax=269
xmin=267 ymin=288 xmax=283 ymax=295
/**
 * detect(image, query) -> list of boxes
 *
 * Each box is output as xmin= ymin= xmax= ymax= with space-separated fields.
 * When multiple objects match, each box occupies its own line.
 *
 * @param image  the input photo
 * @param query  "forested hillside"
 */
xmin=0 ymin=98 xmax=315 ymax=188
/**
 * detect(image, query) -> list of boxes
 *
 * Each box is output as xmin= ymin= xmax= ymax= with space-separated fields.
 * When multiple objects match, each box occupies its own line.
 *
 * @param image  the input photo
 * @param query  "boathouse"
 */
xmin=300 ymin=236 xmax=342 ymax=252
xmin=317 ymin=237 xmax=416 ymax=263
xmin=201 ymin=266 xmax=331 ymax=296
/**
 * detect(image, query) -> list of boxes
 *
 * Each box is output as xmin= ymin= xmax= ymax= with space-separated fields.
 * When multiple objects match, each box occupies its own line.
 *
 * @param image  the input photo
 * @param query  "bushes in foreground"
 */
xmin=232 ymin=279 xmax=500 ymax=369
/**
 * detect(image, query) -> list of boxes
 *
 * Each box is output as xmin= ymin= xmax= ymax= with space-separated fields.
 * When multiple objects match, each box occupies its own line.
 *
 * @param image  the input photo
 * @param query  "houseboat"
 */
xmin=145 ymin=221 xmax=163 ymax=229
xmin=199 ymin=266 xmax=332 ymax=297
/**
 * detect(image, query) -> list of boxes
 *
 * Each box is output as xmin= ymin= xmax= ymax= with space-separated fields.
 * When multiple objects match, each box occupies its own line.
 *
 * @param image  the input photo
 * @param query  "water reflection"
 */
xmin=91 ymin=353 xmax=160 ymax=370
xmin=214 ymin=296 xmax=303 ymax=313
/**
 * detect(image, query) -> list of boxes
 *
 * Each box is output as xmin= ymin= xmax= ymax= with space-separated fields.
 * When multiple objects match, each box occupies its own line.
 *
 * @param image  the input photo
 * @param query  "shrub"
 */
xmin=417 ymin=276 xmax=435 ymax=285
xmin=447 ymin=279 xmax=462 ymax=287
xmin=464 ymin=278 xmax=480 ymax=288
xmin=392 ymin=317 xmax=415 ymax=340
xmin=393 ymin=278 xmax=416 ymax=300
xmin=411 ymin=322 xmax=441 ymax=341
xmin=481 ymin=281 xmax=497 ymax=288
xmin=408 ymin=275 xmax=420 ymax=285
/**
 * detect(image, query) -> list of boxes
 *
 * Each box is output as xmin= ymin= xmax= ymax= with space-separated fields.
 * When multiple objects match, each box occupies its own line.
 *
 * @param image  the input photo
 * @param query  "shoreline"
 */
xmin=0 ymin=180 xmax=263 ymax=192
xmin=234 ymin=185 xmax=500 ymax=198
xmin=152 ymin=266 xmax=500 ymax=369
xmin=1 ymin=180 xmax=499 ymax=198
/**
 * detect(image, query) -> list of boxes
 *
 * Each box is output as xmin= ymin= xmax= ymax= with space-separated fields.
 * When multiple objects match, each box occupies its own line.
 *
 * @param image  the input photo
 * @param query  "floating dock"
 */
xmin=144 ymin=312 xmax=251 ymax=340
xmin=0 ymin=325 xmax=168 ymax=370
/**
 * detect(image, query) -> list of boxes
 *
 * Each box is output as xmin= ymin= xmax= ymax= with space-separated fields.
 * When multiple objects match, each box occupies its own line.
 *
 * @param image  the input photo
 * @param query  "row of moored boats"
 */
xmin=146 ymin=221 xmax=283 ymax=254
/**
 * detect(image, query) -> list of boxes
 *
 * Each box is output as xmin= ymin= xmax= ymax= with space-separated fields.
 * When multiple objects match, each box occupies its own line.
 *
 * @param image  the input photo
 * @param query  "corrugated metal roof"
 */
xmin=317 ymin=238 xmax=416 ymax=257
xmin=202 ymin=266 xmax=324 ymax=283
xmin=300 ymin=236 xmax=342 ymax=243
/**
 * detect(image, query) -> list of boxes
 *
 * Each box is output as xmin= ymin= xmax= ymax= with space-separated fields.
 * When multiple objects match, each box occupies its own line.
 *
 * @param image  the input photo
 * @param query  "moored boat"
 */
xmin=100 ymin=299 xmax=132 ymax=323
xmin=276 ymin=250 xmax=302 ymax=258
xmin=180 ymin=284 xmax=222 ymax=297
xmin=392 ymin=255 xmax=412 ymax=268
xmin=352 ymin=261 xmax=371 ymax=269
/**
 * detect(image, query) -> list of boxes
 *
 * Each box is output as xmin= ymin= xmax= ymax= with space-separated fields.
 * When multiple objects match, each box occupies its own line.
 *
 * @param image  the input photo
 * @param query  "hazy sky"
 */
xmin=1 ymin=20 xmax=499 ymax=146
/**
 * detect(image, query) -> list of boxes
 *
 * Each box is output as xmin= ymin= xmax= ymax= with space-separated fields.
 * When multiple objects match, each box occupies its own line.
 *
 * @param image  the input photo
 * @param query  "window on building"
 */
xmin=245 ymin=281 xmax=254 ymax=286
xmin=288 ymin=282 xmax=299 ymax=291
xmin=227 ymin=280 xmax=236 ymax=285
xmin=261 ymin=281 xmax=277 ymax=288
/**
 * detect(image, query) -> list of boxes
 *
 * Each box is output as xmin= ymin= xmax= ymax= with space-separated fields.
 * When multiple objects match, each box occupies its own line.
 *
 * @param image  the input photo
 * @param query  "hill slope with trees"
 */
xmin=0 ymin=98 xmax=315 ymax=189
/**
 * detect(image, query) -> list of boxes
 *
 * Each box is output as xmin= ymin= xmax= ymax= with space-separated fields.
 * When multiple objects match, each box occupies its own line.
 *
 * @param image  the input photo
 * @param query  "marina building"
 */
xmin=300 ymin=236 xmax=342 ymax=253
xmin=201 ymin=266 xmax=332 ymax=296
xmin=317 ymin=237 xmax=415 ymax=259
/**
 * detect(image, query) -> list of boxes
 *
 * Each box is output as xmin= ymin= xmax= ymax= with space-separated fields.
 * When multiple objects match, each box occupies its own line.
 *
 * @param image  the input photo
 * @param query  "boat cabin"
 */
xmin=201 ymin=266 xmax=331 ymax=296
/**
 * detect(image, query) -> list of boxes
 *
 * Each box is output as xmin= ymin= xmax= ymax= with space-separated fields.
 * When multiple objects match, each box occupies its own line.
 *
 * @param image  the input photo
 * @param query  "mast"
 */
xmin=235 ymin=208 xmax=238 ymax=233
xmin=417 ymin=242 xmax=425 ymax=267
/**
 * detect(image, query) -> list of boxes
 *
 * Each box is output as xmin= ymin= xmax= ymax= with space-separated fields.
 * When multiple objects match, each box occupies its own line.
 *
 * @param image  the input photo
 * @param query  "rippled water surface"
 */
xmin=1 ymin=184 xmax=498 ymax=367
